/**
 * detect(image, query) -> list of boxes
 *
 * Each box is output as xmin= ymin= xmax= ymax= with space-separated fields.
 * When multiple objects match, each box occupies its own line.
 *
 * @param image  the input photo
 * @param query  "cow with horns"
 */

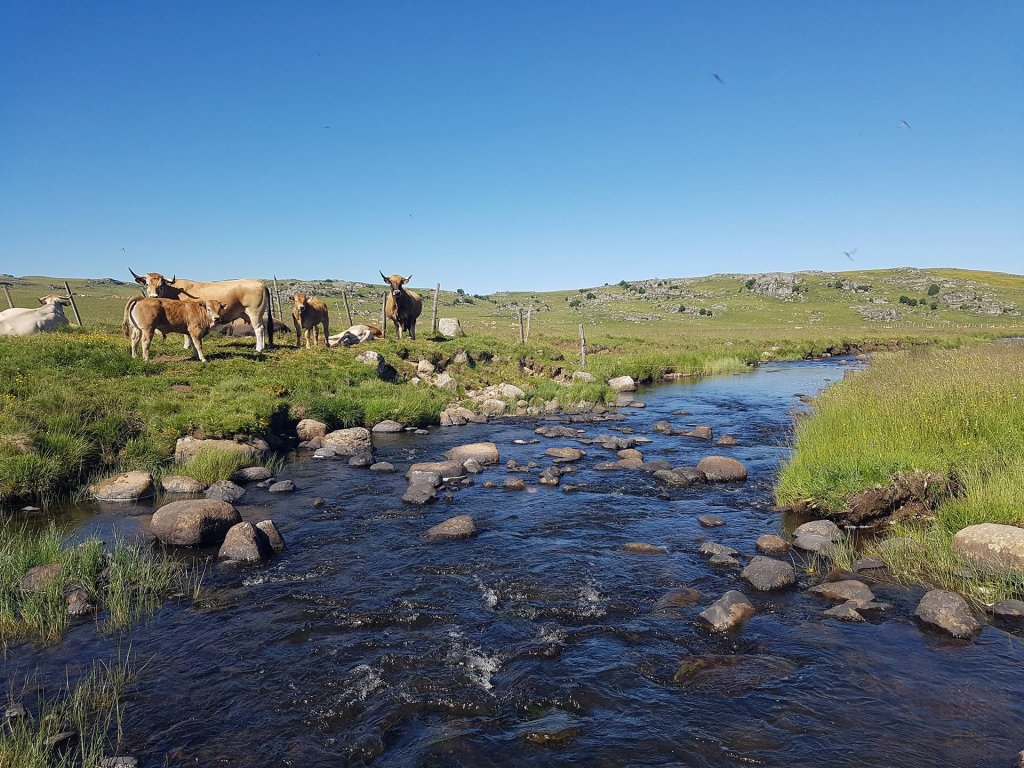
xmin=129 ymin=269 xmax=274 ymax=351
xmin=380 ymin=272 xmax=422 ymax=340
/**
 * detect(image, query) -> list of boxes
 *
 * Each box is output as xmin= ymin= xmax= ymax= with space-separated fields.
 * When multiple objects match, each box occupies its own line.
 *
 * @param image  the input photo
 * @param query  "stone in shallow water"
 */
xmin=756 ymin=535 xmax=789 ymax=556
xmin=793 ymin=533 xmax=838 ymax=555
xmin=370 ymin=462 xmax=395 ymax=473
xmin=673 ymin=654 xmax=796 ymax=694
xmin=161 ymin=475 xmax=208 ymax=494
xmin=268 ymin=480 xmax=296 ymax=493
xmin=709 ymin=553 xmax=741 ymax=568
xmin=696 ymin=456 xmax=747 ymax=482
xmin=653 ymin=587 xmax=703 ymax=612
xmin=445 ymin=442 xmax=500 ymax=465
xmin=741 ymin=557 xmax=795 ymax=591
xmin=698 ymin=590 xmax=755 ymax=631
xmin=699 ymin=541 xmax=739 ymax=558
xmin=821 ymin=601 xmax=866 ymax=622
xmin=807 ymin=580 xmax=875 ymax=602
xmin=503 ymin=477 xmax=527 ymax=491
xmin=622 ymin=542 xmax=666 ymax=554
xmin=914 ymin=589 xmax=981 ymax=638
xmin=205 ymin=480 xmax=246 ymax=504
xmin=234 ymin=466 xmax=272 ymax=483
xmin=403 ymin=482 xmax=437 ymax=505
xmin=991 ymin=599 xmax=1024 ymax=620
xmin=698 ymin=515 xmax=725 ymax=528
xmin=545 ymin=447 xmax=586 ymax=462
xmin=793 ymin=519 xmax=843 ymax=542
xmin=21 ymin=563 xmax=61 ymax=592
xmin=218 ymin=522 xmax=272 ymax=563
xmin=424 ymin=514 xmax=477 ymax=540
xmin=92 ymin=471 xmax=154 ymax=501
xmin=256 ymin=520 xmax=286 ymax=552
xmin=151 ymin=500 xmax=241 ymax=546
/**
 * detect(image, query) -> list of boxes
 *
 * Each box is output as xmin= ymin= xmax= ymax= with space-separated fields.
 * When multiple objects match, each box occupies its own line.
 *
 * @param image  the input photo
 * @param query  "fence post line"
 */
xmin=342 ymin=291 xmax=353 ymax=327
xmin=272 ymin=275 xmax=283 ymax=321
xmin=381 ymin=292 xmax=388 ymax=338
xmin=525 ymin=303 xmax=533 ymax=344
xmin=63 ymin=281 xmax=83 ymax=327
xmin=579 ymin=323 xmax=587 ymax=367
xmin=517 ymin=307 xmax=525 ymax=344
xmin=0 ymin=283 xmax=12 ymax=309
xmin=431 ymin=283 xmax=440 ymax=333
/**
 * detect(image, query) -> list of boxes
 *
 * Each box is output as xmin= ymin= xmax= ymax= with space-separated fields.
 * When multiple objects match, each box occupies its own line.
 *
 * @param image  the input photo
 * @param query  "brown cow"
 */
xmin=129 ymin=270 xmax=274 ymax=351
xmin=290 ymin=293 xmax=329 ymax=349
xmin=381 ymin=272 xmax=422 ymax=340
xmin=123 ymin=296 xmax=225 ymax=362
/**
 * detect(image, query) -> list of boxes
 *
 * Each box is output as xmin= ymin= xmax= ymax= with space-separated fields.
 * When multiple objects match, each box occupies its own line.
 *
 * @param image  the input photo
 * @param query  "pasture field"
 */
xmin=1 ymin=267 xmax=1022 ymax=508
xmin=778 ymin=343 xmax=1024 ymax=602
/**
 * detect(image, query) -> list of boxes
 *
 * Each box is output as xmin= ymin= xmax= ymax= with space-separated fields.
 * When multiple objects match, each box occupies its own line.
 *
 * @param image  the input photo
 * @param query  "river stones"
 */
xmin=539 ymin=467 xmax=561 ymax=486
xmin=152 ymin=499 xmax=241 ymax=546
xmin=445 ymin=442 xmax=500 ymax=465
xmin=914 ymin=590 xmax=981 ymax=638
xmin=536 ymin=425 xmax=582 ymax=439
xmin=91 ymin=471 xmax=154 ymax=502
xmin=653 ymin=587 xmax=702 ymax=613
xmin=504 ymin=477 xmax=527 ymax=491
xmin=653 ymin=420 xmax=674 ymax=435
xmin=698 ymin=515 xmax=725 ymax=528
xmin=622 ymin=542 xmax=666 ymax=554
xmin=699 ymin=541 xmax=739 ymax=558
xmin=951 ymin=523 xmax=1024 ymax=572
xmin=641 ymin=460 xmax=673 ymax=472
xmin=607 ymin=375 xmax=636 ymax=392
xmin=696 ymin=456 xmax=747 ymax=483
xmin=174 ymin=436 xmax=268 ymax=464
xmin=205 ymin=480 xmax=246 ymax=503
xmin=689 ymin=425 xmax=713 ymax=440
xmin=234 ymin=466 xmax=273 ymax=483
xmin=807 ymin=580 xmax=875 ymax=602
xmin=545 ymin=447 xmax=586 ymax=462
xmin=268 ymin=479 xmax=296 ymax=493
xmin=654 ymin=468 xmax=705 ymax=486
xmin=698 ymin=591 xmax=755 ymax=632
xmin=20 ymin=563 xmax=61 ymax=592
xmin=853 ymin=557 xmax=887 ymax=573
xmin=991 ymin=600 xmax=1024 ymax=620
xmin=407 ymin=460 xmax=466 ymax=481
xmin=218 ymin=522 xmax=272 ymax=563
xmin=616 ymin=458 xmax=645 ymax=469
xmin=617 ymin=448 xmax=643 ymax=461
xmin=425 ymin=514 xmax=477 ymax=540
xmin=371 ymin=419 xmax=404 ymax=433
xmin=370 ymin=461 xmax=395 ymax=473
xmin=99 ymin=758 xmax=139 ymax=768
xmin=403 ymin=482 xmax=438 ymax=505
xmin=348 ymin=453 xmax=374 ymax=467
xmin=792 ymin=533 xmax=837 ymax=556
xmin=821 ymin=601 xmax=866 ymax=622
xmin=756 ymin=535 xmax=790 ymax=556
xmin=256 ymin=520 xmax=286 ymax=552
xmin=793 ymin=519 xmax=843 ymax=541
xmin=161 ymin=475 xmax=208 ymax=494
xmin=296 ymin=419 xmax=328 ymax=441
xmin=322 ymin=427 xmax=373 ymax=456
xmin=741 ymin=557 xmax=796 ymax=591
xmin=709 ymin=553 xmax=741 ymax=568
xmin=715 ymin=435 xmax=739 ymax=447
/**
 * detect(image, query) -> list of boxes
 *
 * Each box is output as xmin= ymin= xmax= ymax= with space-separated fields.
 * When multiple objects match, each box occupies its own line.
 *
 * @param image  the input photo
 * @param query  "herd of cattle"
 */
xmin=0 ymin=270 xmax=426 ymax=363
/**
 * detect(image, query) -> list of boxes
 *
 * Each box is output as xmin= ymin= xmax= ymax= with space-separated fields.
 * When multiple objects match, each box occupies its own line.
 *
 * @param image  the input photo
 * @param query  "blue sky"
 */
xmin=1 ymin=1 xmax=1021 ymax=292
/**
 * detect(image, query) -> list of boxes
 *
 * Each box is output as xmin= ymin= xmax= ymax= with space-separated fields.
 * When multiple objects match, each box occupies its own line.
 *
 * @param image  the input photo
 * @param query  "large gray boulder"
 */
xmin=151 ymin=499 xmax=241 ymax=546
xmin=424 ymin=514 xmax=477 ymax=540
xmin=256 ymin=520 xmax=286 ymax=552
xmin=174 ymin=437 xmax=267 ymax=464
xmin=951 ymin=523 xmax=1024 ymax=571
xmin=756 ymin=535 xmax=789 ymax=556
xmin=807 ymin=580 xmax=875 ymax=602
xmin=793 ymin=519 xmax=843 ymax=542
xmin=545 ymin=447 xmax=586 ymax=462
xmin=607 ymin=375 xmax=636 ymax=392
xmin=741 ymin=556 xmax=796 ymax=591
xmin=445 ymin=442 xmax=500 ymax=465
xmin=403 ymin=482 xmax=438 ymax=505
xmin=92 ymin=471 xmax=154 ymax=501
xmin=480 ymin=399 xmax=507 ymax=416
xmin=161 ymin=475 xmax=208 ymax=494
xmin=234 ymin=466 xmax=273 ymax=483
xmin=914 ymin=590 xmax=981 ymax=638
xmin=406 ymin=460 xmax=466 ymax=480
xmin=295 ymin=419 xmax=328 ymax=441
xmin=437 ymin=318 xmax=464 ymax=337
xmin=696 ymin=456 xmax=748 ymax=482
xmin=572 ymin=371 xmax=596 ymax=383
xmin=205 ymin=480 xmax=246 ymax=503
xmin=218 ymin=522 xmax=272 ymax=563
xmin=697 ymin=591 xmax=755 ymax=632
xmin=434 ymin=372 xmax=458 ymax=392
xmin=371 ymin=420 xmax=404 ymax=434
xmin=322 ymin=427 xmax=373 ymax=456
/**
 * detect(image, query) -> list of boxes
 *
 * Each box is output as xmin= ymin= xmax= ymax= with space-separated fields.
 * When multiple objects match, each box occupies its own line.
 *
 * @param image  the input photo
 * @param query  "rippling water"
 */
xmin=5 ymin=360 xmax=1023 ymax=767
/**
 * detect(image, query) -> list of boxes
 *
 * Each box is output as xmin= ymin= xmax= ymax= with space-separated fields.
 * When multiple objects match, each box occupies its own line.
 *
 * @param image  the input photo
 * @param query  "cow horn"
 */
xmin=129 ymin=267 xmax=141 ymax=280
xmin=169 ymin=274 xmax=176 ymax=283
xmin=404 ymin=274 xmax=412 ymax=283
xmin=380 ymin=270 xmax=388 ymax=282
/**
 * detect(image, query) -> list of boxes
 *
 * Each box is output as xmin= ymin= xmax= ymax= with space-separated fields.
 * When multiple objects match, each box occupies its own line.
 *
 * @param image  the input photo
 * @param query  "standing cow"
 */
xmin=123 ymin=296 xmax=225 ymax=362
xmin=381 ymin=272 xmax=422 ymax=340
xmin=290 ymin=293 xmax=329 ymax=349
xmin=0 ymin=295 xmax=71 ymax=336
xmin=129 ymin=270 xmax=274 ymax=352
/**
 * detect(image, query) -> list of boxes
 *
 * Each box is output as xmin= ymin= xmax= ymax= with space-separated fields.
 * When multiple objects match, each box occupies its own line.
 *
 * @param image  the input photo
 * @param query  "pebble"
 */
xmin=698 ymin=515 xmax=725 ymax=528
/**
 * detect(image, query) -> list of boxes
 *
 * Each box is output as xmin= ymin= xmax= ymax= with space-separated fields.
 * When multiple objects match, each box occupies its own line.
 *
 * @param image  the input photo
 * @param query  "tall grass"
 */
xmin=0 ymin=522 xmax=203 ymax=649
xmin=1 ymin=651 xmax=137 ymax=768
xmin=777 ymin=344 xmax=1024 ymax=600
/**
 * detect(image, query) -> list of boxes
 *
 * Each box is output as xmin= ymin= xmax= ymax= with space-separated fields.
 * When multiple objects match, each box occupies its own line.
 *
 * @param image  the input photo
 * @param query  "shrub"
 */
xmin=928 ymin=284 xmax=940 ymax=296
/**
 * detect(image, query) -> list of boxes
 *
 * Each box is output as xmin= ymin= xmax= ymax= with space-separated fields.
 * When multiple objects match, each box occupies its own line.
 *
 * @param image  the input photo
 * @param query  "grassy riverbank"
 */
xmin=777 ymin=344 xmax=1024 ymax=600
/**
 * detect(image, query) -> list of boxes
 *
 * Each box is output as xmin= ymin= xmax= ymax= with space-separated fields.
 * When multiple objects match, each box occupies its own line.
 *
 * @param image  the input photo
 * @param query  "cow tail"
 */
xmin=265 ymin=286 xmax=274 ymax=347
xmin=122 ymin=297 xmax=139 ymax=338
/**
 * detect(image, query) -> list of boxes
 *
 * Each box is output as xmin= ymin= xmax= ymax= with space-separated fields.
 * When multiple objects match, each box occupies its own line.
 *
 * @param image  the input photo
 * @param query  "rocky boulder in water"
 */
xmin=151 ymin=500 xmax=242 ymax=546
xmin=622 ymin=542 xmax=666 ymax=554
xmin=697 ymin=591 xmax=755 ymax=632
xmin=372 ymin=420 xmax=404 ymax=434
xmin=545 ymin=447 xmax=586 ymax=462
xmin=607 ymin=375 xmax=636 ymax=392
xmin=92 ymin=471 xmax=154 ymax=501
xmin=793 ymin=519 xmax=843 ymax=541
xmin=950 ymin=523 xmax=1024 ymax=572
xmin=914 ymin=590 xmax=981 ymax=638
xmin=218 ymin=522 xmax=272 ymax=563
xmin=322 ymin=427 xmax=373 ymax=456
xmin=741 ymin=557 xmax=795 ymax=591
xmin=807 ymin=580 xmax=875 ymax=602
xmin=756 ymin=535 xmax=789 ymax=556
xmin=698 ymin=515 xmax=725 ymax=528
xmin=161 ymin=475 xmax=208 ymax=494
xmin=255 ymin=520 xmax=286 ymax=552
xmin=653 ymin=468 xmax=705 ymax=486
xmin=268 ymin=479 xmax=296 ymax=494
xmin=407 ymin=460 xmax=466 ymax=480
xmin=296 ymin=419 xmax=328 ymax=441
xmin=403 ymin=482 xmax=438 ymax=505
xmin=696 ymin=456 xmax=747 ymax=483
xmin=174 ymin=436 xmax=267 ymax=464
xmin=234 ymin=466 xmax=273 ymax=483
xmin=425 ymin=514 xmax=477 ymax=540
xmin=445 ymin=442 xmax=500 ymax=465
xmin=205 ymin=480 xmax=246 ymax=504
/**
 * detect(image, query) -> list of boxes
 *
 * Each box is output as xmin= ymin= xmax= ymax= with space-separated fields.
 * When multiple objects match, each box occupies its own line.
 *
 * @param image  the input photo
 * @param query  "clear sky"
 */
xmin=1 ymin=1 xmax=1021 ymax=292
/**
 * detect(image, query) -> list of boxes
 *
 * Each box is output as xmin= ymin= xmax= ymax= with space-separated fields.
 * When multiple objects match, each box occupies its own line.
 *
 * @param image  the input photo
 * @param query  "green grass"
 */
xmin=166 ymin=447 xmax=277 ymax=486
xmin=0 ymin=521 xmax=203 ymax=649
xmin=778 ymin=344 xmax=1024 ymax=600
xmin=1 ymin=651 xmax=136 ymax=768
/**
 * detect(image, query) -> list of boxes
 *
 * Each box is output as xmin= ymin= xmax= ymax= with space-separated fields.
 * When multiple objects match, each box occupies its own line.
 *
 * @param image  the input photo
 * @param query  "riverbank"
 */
xmin=777 ymin=343 xmax=1024 ymax=602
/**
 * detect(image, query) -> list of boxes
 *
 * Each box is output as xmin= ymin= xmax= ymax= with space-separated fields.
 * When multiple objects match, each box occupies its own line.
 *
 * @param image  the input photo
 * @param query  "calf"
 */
xmin=327 ymin=324 xmax=384 ymax=348
xmin=0 ymin=295 xmax=71 ymax=336
xmin=290 ymin=293 xmax=330 ymax=349
xmin=381 ymin=272 xmax=423 ymax=340
xmin=123 ymin=297 xmax=225 ymax=362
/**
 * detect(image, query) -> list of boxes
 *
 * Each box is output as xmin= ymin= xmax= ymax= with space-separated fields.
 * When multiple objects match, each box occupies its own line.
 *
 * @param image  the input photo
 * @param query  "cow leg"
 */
xmin=304 ymin=328 xmax=312 ymax=350
xmin=394 ymin=319 xmax=403 ymax=340
xmin=130 ymin=328 xmax=140 ymax=358
xmin=321 ymin=320 xmax=329 ymax=347
xmin=247 ymin=309 xmax=267 ymax=352
xmin=141 ymin=330 xmax=154 ymax=361
xmin=190 ymin=332 xmax=207 ymax=362
xmin=409 ymin=320 xmax=416 ymax=341
xmin=183 ymin=334 xmax=195 ymax=352
xmin=313 ymin=326 xmax=320 ymax=347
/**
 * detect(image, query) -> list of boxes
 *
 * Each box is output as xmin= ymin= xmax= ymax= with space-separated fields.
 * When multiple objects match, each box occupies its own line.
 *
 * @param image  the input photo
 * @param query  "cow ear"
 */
xmin=38 ymin=297 xmax=46 ymax=305
xmin=403 ymin=275 xmax=412 ymax=284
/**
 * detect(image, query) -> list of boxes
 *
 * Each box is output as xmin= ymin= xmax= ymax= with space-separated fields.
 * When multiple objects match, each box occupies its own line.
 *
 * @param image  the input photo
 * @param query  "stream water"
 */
xmin=4 ymin=359 xmax=1023 ymax=767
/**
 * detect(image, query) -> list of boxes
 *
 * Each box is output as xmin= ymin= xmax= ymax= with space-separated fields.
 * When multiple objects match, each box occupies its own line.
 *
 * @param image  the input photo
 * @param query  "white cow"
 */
xmin=0 ymin=295 xmax=72 ymax=336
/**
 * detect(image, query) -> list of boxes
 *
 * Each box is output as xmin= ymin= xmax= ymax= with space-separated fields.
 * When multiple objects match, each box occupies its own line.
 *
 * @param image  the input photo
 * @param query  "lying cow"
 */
xmin=327 ymin=324 xmax=384 ymax=348
xmin=0 ymin=295 xmax=71 ymax=336
xmin=129 ymin=269 xmax=274 ymax=351
xmin=290 ymin=293 xmax=329 ymax=349
xmin=212 ymin=317 xmax=290 ymax=337
xmin=123 ymin=296 xmax=225 ymax=362
xmin=381 ymin=272 xmax=422 ymax=340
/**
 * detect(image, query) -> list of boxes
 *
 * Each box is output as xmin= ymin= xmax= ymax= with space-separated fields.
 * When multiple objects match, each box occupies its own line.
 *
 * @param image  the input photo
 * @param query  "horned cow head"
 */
xmin=130 ymin=268 xmax=175 ymax=298
xmin=38 ymin=294 xmax=72 ymax=307
xmin=291 ymin=293 xmax=309 ymax=314
xmin=381 ymin=272 xmax=411 ymax=298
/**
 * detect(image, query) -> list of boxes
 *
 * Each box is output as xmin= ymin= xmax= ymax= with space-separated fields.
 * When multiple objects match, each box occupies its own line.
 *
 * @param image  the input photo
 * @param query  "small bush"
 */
xmin=928 ymin=284 xmax=940 ymax=296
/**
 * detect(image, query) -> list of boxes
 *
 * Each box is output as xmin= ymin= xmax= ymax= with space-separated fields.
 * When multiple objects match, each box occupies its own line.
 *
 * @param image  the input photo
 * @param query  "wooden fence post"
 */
xmin=525 ymin=303 xmax=533 ymax=344
xmin=272 ymin=275 xmax=283 ymax=321
xmin=342 ymin=292 xmax=353 ymax=327
xmin=431 ymin=283 xmax=440 ymax=333
xmin=0 ymin=283 xmax=12 ymax=309
xmin=63 ymin=281 xmax=83 ymax=327
xmin=381 ymin=292 xmax=388 ymax=338
xmin=517 ymin=307 xmax=525 ymax=344
xmin=579 ymin=323 xmax=587 ymax=367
